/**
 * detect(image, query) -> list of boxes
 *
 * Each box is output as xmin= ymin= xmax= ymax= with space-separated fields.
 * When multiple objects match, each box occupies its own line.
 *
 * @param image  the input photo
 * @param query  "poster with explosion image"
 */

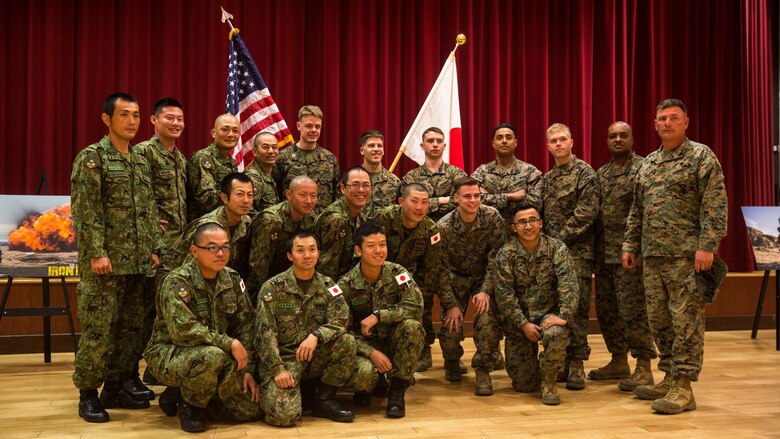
xmin=0 ymin=195 xmax=78 ymax=278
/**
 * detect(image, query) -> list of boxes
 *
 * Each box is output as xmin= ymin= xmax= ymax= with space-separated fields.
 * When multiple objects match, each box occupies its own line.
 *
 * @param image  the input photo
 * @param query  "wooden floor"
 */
xmin=1 ymin=331 xmax=779 ymax=438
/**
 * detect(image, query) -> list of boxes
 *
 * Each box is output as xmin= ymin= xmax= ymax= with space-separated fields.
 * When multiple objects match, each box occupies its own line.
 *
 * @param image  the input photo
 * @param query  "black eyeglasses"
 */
xmin=513 ymin=218 xmax=540 ymax=227
xmin=346 ymin=182 xmax=372 ymax=190
xmin=194 ymin=244 xmax=232 ymax=254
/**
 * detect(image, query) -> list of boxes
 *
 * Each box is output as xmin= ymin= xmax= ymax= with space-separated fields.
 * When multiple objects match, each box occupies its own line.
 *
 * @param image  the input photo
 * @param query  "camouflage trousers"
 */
xmin=594 ymin=261 xmax=657 ymax=359
xmin=349 ymin=319 xmax=425 ymax=390
xmin=145 ymin=344 xmax=263 ymax=421
xmin=260 ymin=333 xmax=356 ymax=427
xmin=438 ymin=275 xmax=503 ymax=370
xmin=139 ymin=275 xmax=156 ymax=362
xmin=506 ymin=314 xmax=569 ymax=392
xmin=422 ymin=288 xmax=436 ymax=346
xmin=72 ymin=272 xmax=144 ymax=389
xmin=643 ymin=257 xmax=702 ymax=381
xmin=566 ymin=258 xmax=592 ymax=362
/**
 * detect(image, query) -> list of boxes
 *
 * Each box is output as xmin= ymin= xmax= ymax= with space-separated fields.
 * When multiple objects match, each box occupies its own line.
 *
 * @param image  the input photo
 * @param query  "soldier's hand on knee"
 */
xmin=231 ymin=339 xmax=249 ymax=370
xmin=540 ymin=315 xmax=567 ymax=330
xmin=274 ymin=371 xmax=295 ymax=389
xmin=444 ymin=307 xmax=463 ymax=333
xmin=361 ymin=314 xmax=379 ymax=337
xmin=369 ymin=349 xmax=392 ymax=373
xmin=471 ymin=292 xmax=490 ymax=315
xmin=243 ymin=372 xmax=260 ymax=402
xmin=296 ymin=334 xmax=318 ymax=362
xmin=522 ymin=322 xmax=542 ymax=342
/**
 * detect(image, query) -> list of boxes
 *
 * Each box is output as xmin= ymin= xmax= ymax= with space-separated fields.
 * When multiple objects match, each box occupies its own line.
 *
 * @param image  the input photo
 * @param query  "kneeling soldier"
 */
xmin=144 ymin=223 xmax=262 ymax=433
xmin=254 ymin=231 xmax=356 ymax=426
xmin=339 ymin=222 xmax=424 ymax=418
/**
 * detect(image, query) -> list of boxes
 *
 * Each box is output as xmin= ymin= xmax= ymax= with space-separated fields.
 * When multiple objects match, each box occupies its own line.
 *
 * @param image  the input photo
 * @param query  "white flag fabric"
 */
xmin=400 ymin=53 xmax=464 ymax=168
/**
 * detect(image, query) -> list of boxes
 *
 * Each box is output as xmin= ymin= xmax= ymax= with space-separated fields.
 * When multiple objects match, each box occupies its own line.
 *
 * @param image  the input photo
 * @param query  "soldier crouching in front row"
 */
xmin=254 ymin=231 xmax=356 ymax=426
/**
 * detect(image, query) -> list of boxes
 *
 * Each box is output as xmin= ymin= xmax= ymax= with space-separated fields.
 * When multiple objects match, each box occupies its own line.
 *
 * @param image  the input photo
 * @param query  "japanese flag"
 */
xmin=328 ymin=285 xmax=343 ymax=297
xmin=430 ymin=232 xmax=441 ymax=245
xmin=395 ymin=272 xmax=411 ymax=285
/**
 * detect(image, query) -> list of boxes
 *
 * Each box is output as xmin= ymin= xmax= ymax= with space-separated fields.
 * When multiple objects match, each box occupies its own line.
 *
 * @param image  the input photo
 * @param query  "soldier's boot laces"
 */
xmin=444 ymin=360 xmax=462 ymax=382
xmin=634 ymin=370 xmax=673 ymax=400
xmin=78 ymin=389 xmax=109 ymax=423
xmin=386 ymin=377 xmax=409 ymax=418
xmin=565 ymin=359 xmax=586 ymax=390
xmin=178 ymin=401 xmax=206 ymax=433
xmin=158 ymin=386 xmax=180 ymax=417
xmin=122 ymin=375 xmax=155 ymax=401
xmin=474 ymin=369 xmax=493 ymax=396
xmin=541 ymin=375 xmax=560 ymax=406
xmin=619 ymin=357 xmax=654 ymax=391
xmin=416 ymin=345 xmax=433 ymax=372
xmin=588 ymin=353 xmax=630 ymax=380
xmin=100 ymin=381 xmax=150 ymax=409
xmin=314 ymin=381 xmax=354 ymax=423
xmin=651 ymin=375 xmax=697 ymax=414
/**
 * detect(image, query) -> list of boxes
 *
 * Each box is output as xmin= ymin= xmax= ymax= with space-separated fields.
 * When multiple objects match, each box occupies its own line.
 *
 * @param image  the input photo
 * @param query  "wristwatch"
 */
xmin=311 ymin=329 xmax=322 ymax=340
xmin=372 ymin=309 xmax=381 ymax=321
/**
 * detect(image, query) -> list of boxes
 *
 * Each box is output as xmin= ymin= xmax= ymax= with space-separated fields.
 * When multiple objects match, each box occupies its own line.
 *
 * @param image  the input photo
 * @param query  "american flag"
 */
xmin=226 ymin=32 xmax=294 ymax=170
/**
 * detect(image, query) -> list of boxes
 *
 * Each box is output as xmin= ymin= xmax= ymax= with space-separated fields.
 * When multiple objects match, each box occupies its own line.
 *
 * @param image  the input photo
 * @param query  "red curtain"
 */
xmin=0 ymin=0 xmax=774 ymax=272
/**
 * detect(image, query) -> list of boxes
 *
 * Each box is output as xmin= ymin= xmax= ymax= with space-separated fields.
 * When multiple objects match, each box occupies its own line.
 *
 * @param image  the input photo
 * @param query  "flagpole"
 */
xmin=389 ymin=34 xmax=466 ymax=174
xmin=221 ymin=6 xmax=239 ymax=40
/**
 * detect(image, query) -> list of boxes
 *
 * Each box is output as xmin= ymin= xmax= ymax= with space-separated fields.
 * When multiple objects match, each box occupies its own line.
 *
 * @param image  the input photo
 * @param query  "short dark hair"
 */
xmin=220 ymin=172 xmax=254 ymax=198
xmin=421 ymin=127 xmax=444 ymax=142
xmin=512 ymin=203 xmax=542 ymax=220
xmin=152 ymin=97 xmax=183 ymax=116
xmin=341 ymin=166 xmax=370 ymax=186
xmin=286 ymin=230 xmax=320 ymax=253
xmin=360 ymin=129 xmax=384 ymax=146
xmin=353 ymin=222 xmax=386 ymax=247
xmin=191 ymin=222 xmax=227 ymax=245
xmin=103 ymin=92 xmax=137 ymax=117
xmin=656 ymin=98 xmax=688 ymax=115
xmin=253 ymin=131 xmax=277 ymax=147
xmin=492 ymin=122 xmax=517 ymax=139
xmin=400 ymin=183 xmax=429 ymax=198
xmin=453 ymin=176 xmax=480 ymax=194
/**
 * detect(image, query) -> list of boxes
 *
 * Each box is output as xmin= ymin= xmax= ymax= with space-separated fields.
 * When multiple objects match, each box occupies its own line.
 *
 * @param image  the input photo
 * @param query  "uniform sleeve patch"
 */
xmin=201 ymin=156 xmax=213 ymax=170
xmin=328 ymin=285 xmax=343 ymax=297
xmin=175 ymin=283 xmax=189 ymax=300
xmin=395 ymin=272 xmax=411 ymax=285
xmin=239 ymin=279 xmax=246 ymax=293
xmin=83 ymin=153 xmax=100 ymax=169
xmin=262 ymin=290 xmax=273 ymax=302
xmin=430 ymin=232 xmax=441 ymax=245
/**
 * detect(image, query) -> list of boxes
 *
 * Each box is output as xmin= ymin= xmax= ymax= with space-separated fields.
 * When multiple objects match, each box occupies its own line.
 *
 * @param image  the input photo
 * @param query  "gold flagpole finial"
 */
xmin=456 ymin=34 xmax=467 ymax=46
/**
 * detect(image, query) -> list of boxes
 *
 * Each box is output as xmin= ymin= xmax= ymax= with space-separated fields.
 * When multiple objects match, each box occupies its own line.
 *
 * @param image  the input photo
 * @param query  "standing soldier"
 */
xmin=590 ymin=121 xmax=659 ymax=391
xmin=623 ymin=99 xmax=727 ymax=414
xmin=244 ymin=131 xmax=280 ymax=213
xmin=273 ymin=105 xmax=339 ymax=213
xmin=315 ymin=166 xmax=373 ymax=280
xmin=134 ymin=96 xmax=188 ymax=389
xmin=144 ymin=223 xmax=262 ymax=433
xmin=187 ymin=114 xmax=240 ymax=221
xmin=255 ymin=231 xmax=356 ymax=426
xmin=339 ymin=222 xmax=424 ymax=418
xmin=437 ymin=177 xmax=507 ymax=394
xmin=71 ymin=93 xmax=160 ymax=422
xmin=359 ymin=129 xmax=401 ymax=210
xmin=401 ymin=127 xmax=468 ymax=222
xmin=492 ymin=204 xmax=579 ymax=405
xmin=472 ymin=123 xmax=543 ymax=226
xmin=541 ymin=123 xmax=601 ymax=390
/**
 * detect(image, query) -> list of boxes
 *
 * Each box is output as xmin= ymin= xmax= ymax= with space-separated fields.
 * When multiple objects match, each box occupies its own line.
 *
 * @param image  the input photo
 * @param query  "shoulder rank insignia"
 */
xmin=175 ymin=283 xmax=189 ymax=299
xmin=262 ymin=290 xmax=273 ymax=302
xmin=328 ymin=285 xmax=343 ymax=297
xmin=430 ymin=232 xmax=441 ymax=245
xmin=84 ymin=153 xmax=99 ymax=169
xmin=395 ymin=272 xmax=411 ymax=285
xmin=201 ymin=156 xmax=213 ymax=170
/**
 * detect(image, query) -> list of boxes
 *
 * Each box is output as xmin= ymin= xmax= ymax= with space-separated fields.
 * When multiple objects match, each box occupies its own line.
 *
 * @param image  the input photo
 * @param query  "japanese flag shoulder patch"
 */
xmin=239 ymin=278 xmax=246 ymax=293
xmin=430 ymin=232 xmax=441 ymax=245
xmin=395 ymin=272 xmax=411 ymax=285
xmin=328 ymin=285 xmax=343 ymax=297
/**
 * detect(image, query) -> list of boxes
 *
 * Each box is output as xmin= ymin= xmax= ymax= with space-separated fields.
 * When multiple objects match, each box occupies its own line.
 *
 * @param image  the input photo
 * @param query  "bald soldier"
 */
xmin=244 ymin=131 xmax=280 ymax=213
xmin=187 ymin=114 xmax=240 ymax=221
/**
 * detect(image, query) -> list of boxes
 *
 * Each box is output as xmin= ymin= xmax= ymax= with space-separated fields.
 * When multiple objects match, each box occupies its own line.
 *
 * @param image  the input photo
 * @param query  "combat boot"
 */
xmin=314 ymin=381 xmax=354 ymax=422
xmin=416 ymin=345 xmax=433 ymax=372
xmin=444 ymin=360 xmax=462 ymax=382
xmin=565 ymin=360 xmax=586 ymax=390
xmin=78 ymin=389 xmax=109 ymax=423
xmin=459 ymin=361 xmax=468 ymax=374
xmin=100 ymin=381 xmax=150 ymax=409
xmin=158 ymin=386 xmax=180 ymax=417
xmin=541 ymin=374 xmax=560 ymax=406
xmin=372 ymin=373 xmax=389 ymax=397
xmin=474 ymin=369 xmax=493 ymax=396
xmin=122 ymin=375 xmax=155 ymax=401
xmin=634 ymin=370 xmax=672 ymax=400
xmin=588 ymin=353 xmax=630 ymax=380
xmin=386 ymin=377 xmax=410 ymax=418
xmin=178 ymin=401 xmax=206 ymax=433
xmin=619 ymin=357 xmax=654 ymax=391
xmin=651 ymin=375 xmax=697 ymax=414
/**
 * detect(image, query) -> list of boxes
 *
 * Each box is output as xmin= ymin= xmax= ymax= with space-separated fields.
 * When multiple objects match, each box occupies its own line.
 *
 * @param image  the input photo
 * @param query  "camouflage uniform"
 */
xmin=541 ymin=155 xmax=601 ymax=361
xmin=70 ymin=136 xmax=159 ymax=390
xmin=314 ymin=197 xmax=372 ymax=280
xmin=273 ymin=143 xmax=339 ymax=213
xmin=492 ymin=235 xmax=579 ymax=391
xmin=367 ymin=168 xmax=401 ymax=211
xmin=254 ymin=268 xmax=355 ymax=426
xmin=143 ymin=261 xmax=262 ymax=420
xmin=401 ymin=162 xmax=468 ymax=221
xmin=623 ymin=139 xmax=727 ymax=381
xmin=436 ymin=205 xmax=507 ymax=369
xmin=595 ymin=153 xmax=657 ymax=360
xmin=187 ymin=143 xmax=238 ymax=221
xmin=158 ymin=206 xmax=252 ymax=283
xmin=244 ymin=161 xmax=278 ymax=214
xmin=471 ymin=159 xmax=543 ymax=226
xmin=374 ymin=205 xmax=459 ymax=347
xmin=248 ymin=201 xmax=316 ymax=298
xmin=338 ymin=262 xmax=424 ymax=390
